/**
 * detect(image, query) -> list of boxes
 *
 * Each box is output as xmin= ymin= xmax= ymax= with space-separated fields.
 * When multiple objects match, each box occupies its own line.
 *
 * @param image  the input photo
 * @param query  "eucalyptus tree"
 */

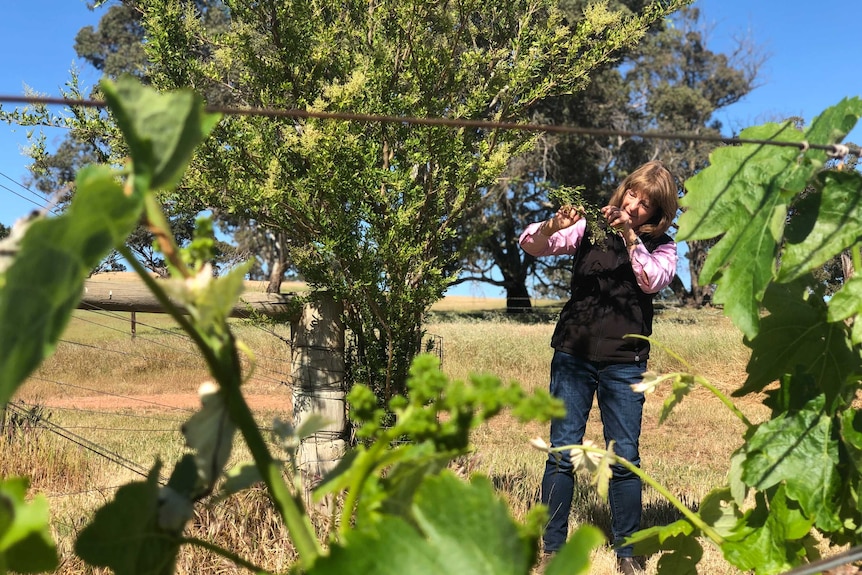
xmin=133 ymin=0 xmax=689 ymax=396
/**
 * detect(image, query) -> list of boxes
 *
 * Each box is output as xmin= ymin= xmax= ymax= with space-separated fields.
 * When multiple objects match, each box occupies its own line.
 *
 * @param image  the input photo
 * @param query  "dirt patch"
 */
xmin=44 ymin=393 xmax=293 ymax=414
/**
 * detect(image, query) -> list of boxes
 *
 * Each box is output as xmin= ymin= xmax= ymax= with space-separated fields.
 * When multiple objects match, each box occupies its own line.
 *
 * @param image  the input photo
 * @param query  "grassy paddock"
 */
xmin=5 ymin=297 xmax=774 ymax=574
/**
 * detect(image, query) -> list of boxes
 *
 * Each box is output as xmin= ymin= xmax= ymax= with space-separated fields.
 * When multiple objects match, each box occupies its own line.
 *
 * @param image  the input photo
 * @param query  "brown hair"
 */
xmin=608 ymin=160 xmax=678 ymax=237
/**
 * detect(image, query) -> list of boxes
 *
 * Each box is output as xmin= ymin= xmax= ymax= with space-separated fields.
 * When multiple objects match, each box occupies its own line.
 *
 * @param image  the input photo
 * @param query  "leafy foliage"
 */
xmin=137 ymin=0 xmax=689 ymax=397
xmin=623 ymin=97 xmax=862 ymax=573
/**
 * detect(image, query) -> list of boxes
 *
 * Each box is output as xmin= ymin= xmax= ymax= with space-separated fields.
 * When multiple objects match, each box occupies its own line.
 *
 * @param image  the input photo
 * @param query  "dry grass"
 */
xmin=4 ymin=293 xmax=772 ymax=574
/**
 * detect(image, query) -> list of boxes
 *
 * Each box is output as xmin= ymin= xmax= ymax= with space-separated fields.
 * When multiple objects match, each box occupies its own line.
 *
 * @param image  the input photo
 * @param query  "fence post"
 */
xmin=291 ymin=293 xmax=346 ymax=492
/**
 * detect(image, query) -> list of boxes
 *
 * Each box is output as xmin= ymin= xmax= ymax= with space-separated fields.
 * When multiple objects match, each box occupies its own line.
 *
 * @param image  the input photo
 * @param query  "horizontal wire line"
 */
xmin=31 ymin=402 xmax=188 ymax=422
xmin=1 ymin=94 xmax=859 ymax=157
xmin=7 ymin=403 xmax=157 ymax=482
xmin=27 ymin=375 xmax=196 ymax=413
xmin=73 ymin=304 xmax=296 ymax=385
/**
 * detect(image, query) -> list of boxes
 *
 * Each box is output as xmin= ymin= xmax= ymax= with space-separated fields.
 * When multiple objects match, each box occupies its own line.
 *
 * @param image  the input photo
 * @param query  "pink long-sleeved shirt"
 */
xmin=519 ymin=219 xmax=677 ymax=294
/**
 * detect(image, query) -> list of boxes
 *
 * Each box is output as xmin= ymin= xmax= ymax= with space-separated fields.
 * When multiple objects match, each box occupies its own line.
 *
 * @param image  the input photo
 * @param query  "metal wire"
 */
xmin=1 ymin=94 xmax=859 ymax=158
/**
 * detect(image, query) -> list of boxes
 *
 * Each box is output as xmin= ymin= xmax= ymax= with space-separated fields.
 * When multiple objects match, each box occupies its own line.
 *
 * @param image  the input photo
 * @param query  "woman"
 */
xmin=519 ymin=161 xmax=679 ymax=575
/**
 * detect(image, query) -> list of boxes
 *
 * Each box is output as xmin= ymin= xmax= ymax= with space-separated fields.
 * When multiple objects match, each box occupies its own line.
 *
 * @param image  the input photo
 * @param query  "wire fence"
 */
xmin=2 ymin=306 xmax=305 ymax=496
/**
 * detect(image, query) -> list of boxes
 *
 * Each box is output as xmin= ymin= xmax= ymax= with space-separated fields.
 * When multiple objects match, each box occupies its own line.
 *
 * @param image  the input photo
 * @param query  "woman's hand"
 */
xmin=602 ymin=205 xmax=641 ymax=247
xmin=541 ymin=205 xmax=582 ymax=236
xmin=601 ymin=205 xmax=632 ymax=232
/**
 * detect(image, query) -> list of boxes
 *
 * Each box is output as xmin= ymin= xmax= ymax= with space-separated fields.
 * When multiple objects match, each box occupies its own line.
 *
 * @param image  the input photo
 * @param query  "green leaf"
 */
xmin=800 ymin=97 xmax=862 ymax=166
xmin=219 ymin=462 xmax=263 ymax=499
xmin=739 ymin=279 xmax=861 ymax=405
xmin=543 ymin=526 xmax=604 ymax=575
xmin=627 ymin=518 xmax=694 ymax=555
xmin=653 ymin=534 xmax=703 ymax=575
xmin=840 ymin=409 xmax=862 ymax=475
xmin=780 ymin=170 xmax=862 ymax=283
xmin=678 ymin=124 xmax=803 ymax=338
xmin=182 ymin=383 xmax=236 ymax=492
xmin=379 ymin=447 xmax=454 ymax=521
xmin=828 ymin=272 xmax=862 ymax=346
xmin=310 ymin=471 xmax=552 ymax=575
xmin=75 ymin=463 xmax=181 ymax=575
xmin=0 ymin=477 xmax=57 ymax=573
xmin=722 ymin=487 xmax=816 ymax=575
xmin=0 ymin=165 xmax=143 ymax=404
xmin=101 ymin=76 xmax=221 ymax=190
xmin=658 ymin=373 xmax=695 ymax=424
xmin=737 ymin=396 xmax=841 ymax=532
xmin=698 ymin=487 xmax=743 ymax=538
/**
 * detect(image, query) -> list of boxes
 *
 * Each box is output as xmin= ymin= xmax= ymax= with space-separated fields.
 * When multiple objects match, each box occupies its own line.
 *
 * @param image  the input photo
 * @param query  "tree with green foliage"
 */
xmin=133 ymin=0 xmax=689 ymax=397
xmin=455 ymin=5 xmax=761 ymax=309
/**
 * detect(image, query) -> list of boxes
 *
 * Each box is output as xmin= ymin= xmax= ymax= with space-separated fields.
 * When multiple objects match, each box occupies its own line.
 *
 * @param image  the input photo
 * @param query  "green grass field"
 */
xmin=5 ymin=288 xmax=777 ymax=574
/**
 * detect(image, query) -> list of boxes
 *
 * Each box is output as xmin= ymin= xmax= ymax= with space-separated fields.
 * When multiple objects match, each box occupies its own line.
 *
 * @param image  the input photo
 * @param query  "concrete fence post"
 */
xmin=290 ymin=293 xmax=346 ymax=490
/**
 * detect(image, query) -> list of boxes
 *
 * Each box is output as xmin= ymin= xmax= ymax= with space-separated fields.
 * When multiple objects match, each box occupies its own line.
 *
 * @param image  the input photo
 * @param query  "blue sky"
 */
xmin=1 ymin=1 xmax=860 ymax=296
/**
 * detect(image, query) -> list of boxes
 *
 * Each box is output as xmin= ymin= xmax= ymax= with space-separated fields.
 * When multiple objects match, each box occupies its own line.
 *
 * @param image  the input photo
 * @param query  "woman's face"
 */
xmin=620 ymin=188 xmax=658 ymax=230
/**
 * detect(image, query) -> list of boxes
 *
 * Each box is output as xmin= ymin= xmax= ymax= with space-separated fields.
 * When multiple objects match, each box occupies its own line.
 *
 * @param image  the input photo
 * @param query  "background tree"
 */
xmin=455 ymin=5 xmax=761 ymax=310
xmin=133 ymin=0 xmax=689 ymax=397
xmin=18 ymin=1 xmax=266 ymax=281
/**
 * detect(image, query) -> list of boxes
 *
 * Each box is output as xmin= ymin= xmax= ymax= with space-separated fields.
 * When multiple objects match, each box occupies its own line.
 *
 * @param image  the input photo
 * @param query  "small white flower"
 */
xmin=570 ymin=439 xmax=603 ymax=471
xmin=198 ymin=380 xmax=219 ymax=398
xmin=529 ymin=437 xmax=550 ymax=452
xmin=185 ymin=263 xmax=214 ymax=294
xmin=631 ymin=371 xmax=662 ymax=394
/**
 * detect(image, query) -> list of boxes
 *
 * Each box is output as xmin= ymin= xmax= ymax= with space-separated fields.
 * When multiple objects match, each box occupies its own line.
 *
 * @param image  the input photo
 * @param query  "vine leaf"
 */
xmin=677 ymin=123 xmax=802 ymax=338
xmin=182 ymin=383 xmax=236 ymax=494
xmin=101 ymin=76 xmax=221 ymax=190
xmin=840 ymin=409 xmax=862 ymax=475
xmin=310 ymin=471 xmax=591 ymax=575
xmin=721 ymin=487 xmax=816 ymax=575
xmin=828 ymin=274 xmax=862 ymax=345
xmin=75 ymin=463 xmax=181 ymax=575
xmin=0 ymin=165 xmax=143 ymax=404
xmin=739 ymin=280 xmax=861 ymax=405
xmin=780 ymin=170 xmax=862 ymax=283
xmin=543 ymin=525 xmax=605 ymax=575
xmin=735 ymin=395 xmax=841 ymax=533
xmin=678 ymin=98 xmax=862 ymax=339
xmin=0 ymin=477 xmax=57 ymax=573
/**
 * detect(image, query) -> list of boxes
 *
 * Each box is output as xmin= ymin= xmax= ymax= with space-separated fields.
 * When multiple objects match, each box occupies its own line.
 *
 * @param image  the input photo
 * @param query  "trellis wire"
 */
xmin=0 ymin=94 xmax=859 ymax=159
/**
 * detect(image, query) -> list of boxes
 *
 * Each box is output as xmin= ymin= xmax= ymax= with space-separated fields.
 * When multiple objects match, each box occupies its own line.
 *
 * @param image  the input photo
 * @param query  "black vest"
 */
xmin=551 ymin=229 xmax=673 ymax=362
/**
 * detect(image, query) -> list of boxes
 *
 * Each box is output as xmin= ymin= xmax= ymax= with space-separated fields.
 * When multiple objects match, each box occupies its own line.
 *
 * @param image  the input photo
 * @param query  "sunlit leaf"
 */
xmin=658 ymin=373 xmax=695 ymax=424
xmin=543 ymin=526 xmax=604 ymax=575
xmin=220 ymin=462 xmax=263 ymax=498
xmin=0 ymin=477 xmax=57 ymax=573
xmin=310 ymin=472 xmax=547 ymax=575
xmin=781 ymin=170 xmax=862 ymax=282
xmin=101 ymin=76 xmax=221 ymax=190
xmin=722 ymin=487 xmax=816 ymax=575
xmin=678 ymin=124 xmax=803 ymax=338
xmin=182 ymin=382 xmax=236 ymax=492
xmin=737 ymin=396 xmax=841 ymax=532
xmin=0 ymin=165 xmax=142 ymax=404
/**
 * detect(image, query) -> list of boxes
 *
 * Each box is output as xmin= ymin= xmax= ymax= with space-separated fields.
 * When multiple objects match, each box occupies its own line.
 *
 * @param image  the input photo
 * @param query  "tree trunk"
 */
xmin=266 ymin=258 xmax=285 ymax=294
xmin=667 ymin=274 xmax=691 ymax=305
xmin=505 ymin=283 xmax=532 ymax=314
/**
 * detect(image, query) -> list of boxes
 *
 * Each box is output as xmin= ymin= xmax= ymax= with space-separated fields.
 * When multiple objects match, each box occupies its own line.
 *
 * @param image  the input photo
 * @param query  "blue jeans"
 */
xmin=541 ymin=350 xmax=646 ymax=557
